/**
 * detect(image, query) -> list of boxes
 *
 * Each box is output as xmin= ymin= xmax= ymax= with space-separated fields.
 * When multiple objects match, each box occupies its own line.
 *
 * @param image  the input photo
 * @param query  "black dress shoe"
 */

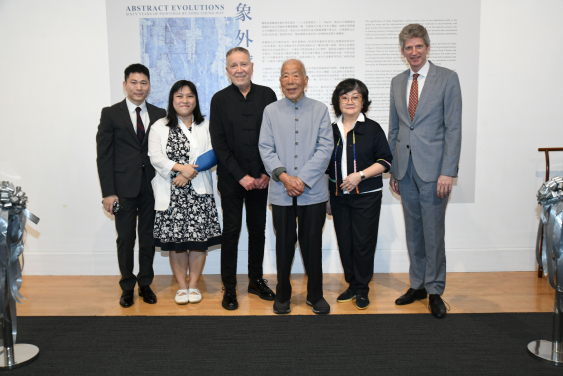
xmin=428 ymin=294 xmax=449 ymax=318
xmin=248 ymin=278 xmax=276 ymax=301
xmin=306 ymin=297 xmax=330 ymax=315
xmin=273 ymin=300 xmax=291 ymax=314
xmin=120 ymin=290 xmax=134 ymax=308
xmin=139 ymin=285 xmax=157 ymax=304
xmin=336 ymin=289 xmax=356 ymax=303
xmin=395 ymin=288 xmax=427 ymax=305
xmin=222 ymin=287 xmax=238 ymax=310
xmin=355 ymin=294 xmax=370 ymax=310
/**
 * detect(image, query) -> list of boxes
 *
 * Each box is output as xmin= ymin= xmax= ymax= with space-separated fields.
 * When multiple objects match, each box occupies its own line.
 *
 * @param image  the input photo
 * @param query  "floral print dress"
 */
xmin=153 ymin=126 xmax=222 ymax=251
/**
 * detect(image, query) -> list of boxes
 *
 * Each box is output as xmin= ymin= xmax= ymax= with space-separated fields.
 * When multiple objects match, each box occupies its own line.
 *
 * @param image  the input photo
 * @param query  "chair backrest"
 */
xmin=538 ymin=148 xmax=563 ymax=182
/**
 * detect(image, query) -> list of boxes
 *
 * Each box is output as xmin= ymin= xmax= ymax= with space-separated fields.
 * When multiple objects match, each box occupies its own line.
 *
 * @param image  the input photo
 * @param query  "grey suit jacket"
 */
xmin=388 ymin=61 xmax=462 ymax=182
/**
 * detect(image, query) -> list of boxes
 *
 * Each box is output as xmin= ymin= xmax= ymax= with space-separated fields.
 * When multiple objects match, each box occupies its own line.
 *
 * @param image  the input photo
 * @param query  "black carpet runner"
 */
xmin=5 ymin=313 xmax=562 ymax=375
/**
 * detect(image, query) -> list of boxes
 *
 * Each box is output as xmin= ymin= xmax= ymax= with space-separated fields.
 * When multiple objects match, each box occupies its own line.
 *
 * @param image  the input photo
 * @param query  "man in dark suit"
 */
xmin=96 ymin=64 xmax=166 ymax=308
xmin=210 ymin=47 xmax=277 ymax=310
xmin=388 ymin=24 xmax=462 ymax=318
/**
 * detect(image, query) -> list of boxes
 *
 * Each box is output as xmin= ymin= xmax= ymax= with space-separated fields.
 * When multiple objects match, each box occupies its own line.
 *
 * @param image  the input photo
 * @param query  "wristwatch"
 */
xmin=360 ymin=171 xmax=366 ymax=181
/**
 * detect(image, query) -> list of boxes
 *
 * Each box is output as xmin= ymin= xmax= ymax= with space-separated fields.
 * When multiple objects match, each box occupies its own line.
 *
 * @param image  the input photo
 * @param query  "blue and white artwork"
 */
xmin=140 ymin=17 xmax=240 ymax=117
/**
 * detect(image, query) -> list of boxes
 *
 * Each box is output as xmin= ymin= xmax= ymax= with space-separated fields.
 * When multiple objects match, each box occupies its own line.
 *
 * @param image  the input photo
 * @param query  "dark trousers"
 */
xmin=218 ymin=177 xmax=268 ymax=289
xmin=330 ymin=191 xmax=382 ymax=294
xmin=272 ymin=200 xmax=326 ymax=304
xmin=115 ymin=170 xmax=155 ymax=291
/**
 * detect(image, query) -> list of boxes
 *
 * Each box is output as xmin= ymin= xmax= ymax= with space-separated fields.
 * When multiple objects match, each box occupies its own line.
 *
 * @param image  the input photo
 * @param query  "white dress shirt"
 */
xmin=125 ymin=98 xmax=150 ymax=132
xmin=406 ymin=60 xmax=430 ymax=107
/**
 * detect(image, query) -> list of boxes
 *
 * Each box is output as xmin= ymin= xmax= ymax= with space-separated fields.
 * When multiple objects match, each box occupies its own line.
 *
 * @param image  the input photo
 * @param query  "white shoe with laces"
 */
xmin=175 ymin=289 xmax=189 ymax=305
xmin=188 ymin=288 xmax=202 ymax=303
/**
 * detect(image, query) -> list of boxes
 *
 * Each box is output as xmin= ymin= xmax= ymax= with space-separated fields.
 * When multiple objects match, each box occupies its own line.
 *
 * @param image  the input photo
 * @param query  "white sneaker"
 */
xmin=175 ymin=289 xmax=189 ymax=305
xmin=188 ymin=288 xmax=202 ymax=303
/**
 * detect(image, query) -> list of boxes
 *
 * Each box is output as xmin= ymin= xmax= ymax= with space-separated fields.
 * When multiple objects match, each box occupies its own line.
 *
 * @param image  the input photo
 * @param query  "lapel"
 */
xmin=119 ymin=100 xmax=140 ymax=146
xmin=330 ymin=123 xmax=342 ymax=182
xmin=412 ymin=61 xmax=437 ymax=125
xmin=399 ymin=70 xmax=410 ymax=123
xmin=143 ymin=102 xmax=160 ymax=148
xmin=332 ymin=122 xmax=342 ymax=143
xmin=178 ymin=120 xmax=198 ymax=160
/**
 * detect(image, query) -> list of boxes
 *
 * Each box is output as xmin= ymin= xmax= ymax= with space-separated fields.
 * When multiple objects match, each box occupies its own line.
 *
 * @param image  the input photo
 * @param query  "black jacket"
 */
xmin=327 ymin=116 xmax=393 ymax=195
xmin=96 ymin=99 xmax=166 ymax=198
xmin=209 ymin=83 xmax=277 ymax=185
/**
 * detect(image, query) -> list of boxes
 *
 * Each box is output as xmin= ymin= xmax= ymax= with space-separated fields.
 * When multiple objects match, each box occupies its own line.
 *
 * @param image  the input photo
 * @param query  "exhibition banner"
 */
xmin=105 ymin=0 xmax=480 ymax=203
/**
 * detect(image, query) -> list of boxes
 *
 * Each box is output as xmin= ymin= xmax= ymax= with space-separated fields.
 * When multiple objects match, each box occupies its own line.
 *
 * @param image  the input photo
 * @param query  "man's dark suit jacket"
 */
xmin=96 ymin=99 xmax=166 ymax=198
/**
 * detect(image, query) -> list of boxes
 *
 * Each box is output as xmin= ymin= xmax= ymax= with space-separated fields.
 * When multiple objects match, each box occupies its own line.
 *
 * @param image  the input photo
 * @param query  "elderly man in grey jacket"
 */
xmin=259 ymin=59 xmax=333 ymax=315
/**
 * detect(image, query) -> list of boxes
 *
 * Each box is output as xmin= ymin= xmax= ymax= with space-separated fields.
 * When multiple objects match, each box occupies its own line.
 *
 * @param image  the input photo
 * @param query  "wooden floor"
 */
xmin=17 ymin=272 xmax=555 ymax=316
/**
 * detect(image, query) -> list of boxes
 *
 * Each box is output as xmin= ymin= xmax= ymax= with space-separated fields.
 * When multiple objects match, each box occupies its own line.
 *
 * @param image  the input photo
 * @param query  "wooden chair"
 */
xmin=537 ymin=148 xmax=563 ymax=277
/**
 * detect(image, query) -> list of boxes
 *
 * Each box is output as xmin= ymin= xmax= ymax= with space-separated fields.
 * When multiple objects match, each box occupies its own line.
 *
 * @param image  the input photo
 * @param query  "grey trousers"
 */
xmin=398 ymin=155 xmax=448 ymax=295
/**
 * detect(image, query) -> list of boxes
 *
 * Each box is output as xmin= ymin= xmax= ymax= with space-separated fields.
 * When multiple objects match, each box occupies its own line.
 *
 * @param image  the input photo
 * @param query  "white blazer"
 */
xmin=148 ymin=117 xmax=214 ymax=211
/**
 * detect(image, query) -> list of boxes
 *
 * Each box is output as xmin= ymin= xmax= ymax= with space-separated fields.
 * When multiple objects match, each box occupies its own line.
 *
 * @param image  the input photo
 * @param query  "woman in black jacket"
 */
xmin=326 ymin=78 xmax=393 ymax=309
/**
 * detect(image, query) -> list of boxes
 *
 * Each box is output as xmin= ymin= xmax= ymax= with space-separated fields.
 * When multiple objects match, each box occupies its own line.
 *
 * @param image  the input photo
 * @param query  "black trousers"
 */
xmin=115 ymin=170 xmax=155 ymax=291
xmin=330 ymin=191 xmax=382 ymax=294
xmin=272 ymin=200 xmax=326 ymax=304
xmin=218 ymin=177 xmax=268 ymax=289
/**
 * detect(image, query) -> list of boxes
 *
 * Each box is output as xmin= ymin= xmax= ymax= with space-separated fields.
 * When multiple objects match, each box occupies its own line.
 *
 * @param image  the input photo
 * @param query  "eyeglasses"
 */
xmin=339 ymin=94 xmax=362 ymax=103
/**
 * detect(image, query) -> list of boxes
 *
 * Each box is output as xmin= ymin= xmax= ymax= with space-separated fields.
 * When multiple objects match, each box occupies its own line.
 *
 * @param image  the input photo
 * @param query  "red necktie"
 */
xmin=408 ymin=73 xmax=420 ymax=122
xmin=135 ymin=107 xmax=145 ymax=143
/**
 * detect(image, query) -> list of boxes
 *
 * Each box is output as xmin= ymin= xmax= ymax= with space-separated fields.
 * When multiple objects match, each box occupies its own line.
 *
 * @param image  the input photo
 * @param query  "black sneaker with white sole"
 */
xmin=306 ymin=297 xmax=330 ymax=314
xmin=273 ymin=300 xmax=291 ymax=314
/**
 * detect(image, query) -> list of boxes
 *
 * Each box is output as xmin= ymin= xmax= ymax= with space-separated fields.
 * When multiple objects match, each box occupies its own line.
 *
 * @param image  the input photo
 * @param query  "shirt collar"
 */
xmin=125 ymin=98 xmax=147 ymax=114
xmin=285 ymin=93 xmax=307 ymax=108
xmin=409 ymin=60 xmax=430 ymax=79
xmin=230 ymin=81 xmax=253 ymax=96
xmin=336 ymin=112 xmax=364 ymax=135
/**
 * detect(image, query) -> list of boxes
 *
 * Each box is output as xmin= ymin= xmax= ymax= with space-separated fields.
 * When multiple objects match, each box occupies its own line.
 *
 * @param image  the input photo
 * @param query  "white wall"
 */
xmin=0 ymin=0 xmax=561 ymax=275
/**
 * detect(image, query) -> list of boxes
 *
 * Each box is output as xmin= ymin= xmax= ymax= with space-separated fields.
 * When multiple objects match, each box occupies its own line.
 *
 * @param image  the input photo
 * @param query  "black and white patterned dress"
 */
xmin=153 ymin=126 xmax=222 ymax=251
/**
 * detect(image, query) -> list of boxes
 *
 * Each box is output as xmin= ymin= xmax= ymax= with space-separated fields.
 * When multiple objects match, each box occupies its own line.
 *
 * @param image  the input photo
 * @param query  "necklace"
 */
xmin=334 ymin=131 xmax=359 ymax=196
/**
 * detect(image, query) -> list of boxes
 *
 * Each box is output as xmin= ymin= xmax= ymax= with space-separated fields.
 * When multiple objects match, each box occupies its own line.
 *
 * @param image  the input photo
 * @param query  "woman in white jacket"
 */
xmin=148 ymin=80 xmax=221 ymax=305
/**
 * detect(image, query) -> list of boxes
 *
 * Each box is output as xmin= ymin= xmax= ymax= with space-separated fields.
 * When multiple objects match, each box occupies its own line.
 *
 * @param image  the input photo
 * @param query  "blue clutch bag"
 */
xmin=194 ymin=150 xmax=218 ymax=172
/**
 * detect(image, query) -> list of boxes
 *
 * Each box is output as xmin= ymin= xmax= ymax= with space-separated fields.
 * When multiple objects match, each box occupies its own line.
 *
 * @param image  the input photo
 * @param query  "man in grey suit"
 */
xmin=388 ymin=24 xmax=462 ymax=318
